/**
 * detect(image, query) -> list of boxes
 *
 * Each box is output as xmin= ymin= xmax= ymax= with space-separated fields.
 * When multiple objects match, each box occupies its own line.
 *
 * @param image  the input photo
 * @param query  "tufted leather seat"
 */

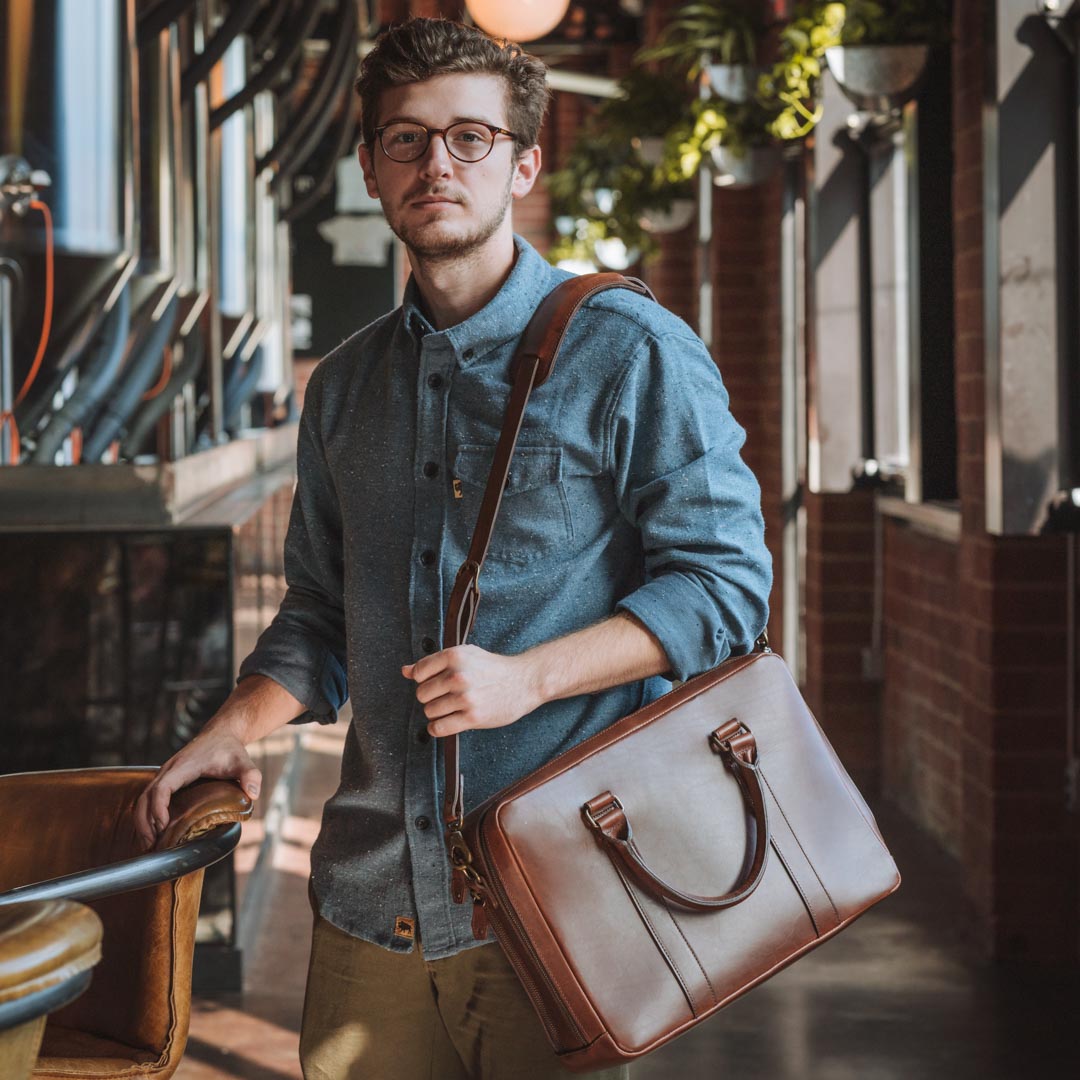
xmin=0 ymin=769 xmax=251 ymax=1080
xmin=0 ymin=900 xmax=103 ymax=1080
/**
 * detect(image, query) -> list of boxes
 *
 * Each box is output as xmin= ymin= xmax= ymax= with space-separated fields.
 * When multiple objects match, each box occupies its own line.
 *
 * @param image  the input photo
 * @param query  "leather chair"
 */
xmin=0 ymin=768 xmax=251 ymax=1079
xmin=0 ymin=900 xmax=103 ymax=1080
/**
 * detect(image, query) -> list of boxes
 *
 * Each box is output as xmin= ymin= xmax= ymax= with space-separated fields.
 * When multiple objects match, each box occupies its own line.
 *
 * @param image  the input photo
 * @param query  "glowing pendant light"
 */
xmin=466 ymin=0 xmax=571 ymax=42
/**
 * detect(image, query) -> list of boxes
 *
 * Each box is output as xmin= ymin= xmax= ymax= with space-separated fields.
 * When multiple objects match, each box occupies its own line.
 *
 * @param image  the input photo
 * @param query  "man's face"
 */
xmin=358 ymin=72 xmax=540 ymax=259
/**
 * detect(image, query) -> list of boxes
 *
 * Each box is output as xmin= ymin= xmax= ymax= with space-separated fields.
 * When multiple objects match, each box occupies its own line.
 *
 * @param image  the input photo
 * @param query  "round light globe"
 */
xmin=466 ymin=0 xmax=570 ymax=42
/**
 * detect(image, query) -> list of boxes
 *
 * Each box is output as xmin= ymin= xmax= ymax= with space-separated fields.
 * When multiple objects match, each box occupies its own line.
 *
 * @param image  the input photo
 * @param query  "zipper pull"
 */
xmin=471 ymin=898 xmax=489 ymax=940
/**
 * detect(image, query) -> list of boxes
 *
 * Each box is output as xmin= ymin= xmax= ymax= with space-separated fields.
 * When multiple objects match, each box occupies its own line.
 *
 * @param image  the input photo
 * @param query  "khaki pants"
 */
xmin=299 ymin=914 xmax=630 ymax=1080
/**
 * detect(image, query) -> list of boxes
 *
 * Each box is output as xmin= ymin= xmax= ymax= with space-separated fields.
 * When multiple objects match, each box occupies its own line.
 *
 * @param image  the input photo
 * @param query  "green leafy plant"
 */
xmin=763 ymin=2 xmax=844 ymax=140
xmin=545 ymin=72 xmax=696 ymax=265
xmin=637 ymin=0 xmax=766 ymax=75
xmin=647 ymin=1 xmax=844 ymax=181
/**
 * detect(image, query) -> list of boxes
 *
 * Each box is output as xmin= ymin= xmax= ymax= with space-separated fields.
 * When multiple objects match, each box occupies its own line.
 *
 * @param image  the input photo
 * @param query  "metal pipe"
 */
xmin=281 ymin=101 xmax=359 ymax=224
xmin=251 ymin=0 xmax=296 ymax=57
xmin=30 ymin=284 xmax=132 ymax=464
xmin=82 ymin=291 xmax=181 ymax=462
xmin=121 ymin=324 xmax=205 ymax=458
xmin=224 ymin=344 xmax=265 ymax=431
xmin=209 ymin=1 xmax=323 ymax=130
xmin=180 ymin=0 xmax=267 ymax=101
xmin=14 ymin=256 xmax=138 ymax=439
xmin=258 ymin=0 xmax=354 ymax=177
xmin=137 ymin=0 xmax=198 ymax=47
xmin=271 ymin=13 xmax=358 ymax=193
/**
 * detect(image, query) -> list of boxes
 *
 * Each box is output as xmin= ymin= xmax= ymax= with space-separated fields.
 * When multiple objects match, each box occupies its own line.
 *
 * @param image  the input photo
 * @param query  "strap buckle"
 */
xmin=709 ymin=719 xmax=758 ymax=766
xmin=581 ymin=792 xmax=624 ymax=831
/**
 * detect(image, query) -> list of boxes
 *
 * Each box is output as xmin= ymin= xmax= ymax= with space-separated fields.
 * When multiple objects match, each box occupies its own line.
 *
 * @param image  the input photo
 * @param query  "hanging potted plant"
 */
xmin=545 ymin=73 xmax=698 ymax=263
xmin=638 ymin=1 xmax=771 ymax=105
xmin=643 ymin=1 xmax=839 ymax=189
xmin=664 ymin=99 xmax=784 ymax=189
xmin=823 ymin=0 xmax=951 ymax=112
xmin=660 ymin=0 xmax=839 ymax=192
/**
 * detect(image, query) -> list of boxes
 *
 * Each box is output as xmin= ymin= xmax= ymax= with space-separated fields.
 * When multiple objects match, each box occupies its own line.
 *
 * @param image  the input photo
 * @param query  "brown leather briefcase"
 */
xmin=440 ymin=274 xmax=901 ymax=1073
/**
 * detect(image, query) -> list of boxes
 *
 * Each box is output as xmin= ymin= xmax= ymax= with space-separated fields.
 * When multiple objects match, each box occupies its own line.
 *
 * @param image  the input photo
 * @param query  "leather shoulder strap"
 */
xmin=441 ymin=271 xmax=655 ymax=829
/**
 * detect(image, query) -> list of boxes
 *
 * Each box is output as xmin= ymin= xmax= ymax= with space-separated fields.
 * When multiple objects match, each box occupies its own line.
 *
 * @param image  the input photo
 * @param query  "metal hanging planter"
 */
xmin=709 ymin=144 xmax=782 ymax=188
xmin=703 ymin=63 xmax=770 ymax=104
xmin=639 ymin=199 xmax=697 ymax=234
xmin=824 ymin=44 xmax=930 ymax=113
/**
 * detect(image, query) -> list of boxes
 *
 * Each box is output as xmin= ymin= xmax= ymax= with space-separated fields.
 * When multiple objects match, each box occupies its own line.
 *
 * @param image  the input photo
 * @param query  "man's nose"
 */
xmin=418 ymin=133 xmax=455 ymax=180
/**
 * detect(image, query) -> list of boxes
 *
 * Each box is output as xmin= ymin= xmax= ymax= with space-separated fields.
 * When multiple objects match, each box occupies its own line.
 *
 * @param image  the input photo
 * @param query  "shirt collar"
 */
xmin=400 ymin=235 xmax=561 ymax=365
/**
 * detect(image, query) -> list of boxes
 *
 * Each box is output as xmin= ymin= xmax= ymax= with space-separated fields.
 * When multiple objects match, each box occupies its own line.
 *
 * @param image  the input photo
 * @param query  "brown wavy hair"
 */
xmin=355 ymin=18 xmax=550 ymax=158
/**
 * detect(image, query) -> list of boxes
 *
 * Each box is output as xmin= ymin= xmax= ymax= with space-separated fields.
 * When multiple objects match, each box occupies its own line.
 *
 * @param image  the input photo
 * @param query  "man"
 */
xmin=135 ymin=17 xmax=771 ymax=1080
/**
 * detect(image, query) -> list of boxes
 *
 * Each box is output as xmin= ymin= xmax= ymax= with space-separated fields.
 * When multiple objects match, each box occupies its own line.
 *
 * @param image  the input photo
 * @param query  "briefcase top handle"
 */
xmin=440 ymin=272 xmax=654 ymax=832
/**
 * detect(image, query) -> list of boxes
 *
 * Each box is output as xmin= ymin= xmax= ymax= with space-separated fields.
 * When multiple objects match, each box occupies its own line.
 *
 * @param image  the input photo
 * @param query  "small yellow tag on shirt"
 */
xmin=393 ymin=916 xmax=416 ymax=940
xmin=452 ymin=478 xmax=463 ymax=500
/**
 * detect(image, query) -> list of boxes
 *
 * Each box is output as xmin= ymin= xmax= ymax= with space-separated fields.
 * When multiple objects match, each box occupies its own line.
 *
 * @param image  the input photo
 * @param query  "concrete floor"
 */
xmin=175 ymin=721 xmax=1080 ymax=1080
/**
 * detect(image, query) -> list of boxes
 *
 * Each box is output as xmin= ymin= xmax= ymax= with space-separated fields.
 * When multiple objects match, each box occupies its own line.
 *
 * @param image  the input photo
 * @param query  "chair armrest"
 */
xmin=0 ymin=777 xmax=253 ymax=908
xmin=157 ymin=777 xmax=253 ymax=849
xmin=0 ymin=825 xmax=242 ymax=907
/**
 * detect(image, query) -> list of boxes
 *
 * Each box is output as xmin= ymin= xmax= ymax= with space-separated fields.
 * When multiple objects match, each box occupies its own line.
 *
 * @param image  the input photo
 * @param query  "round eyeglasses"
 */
xmin=375 ymin=121 xmax=519 ymax=164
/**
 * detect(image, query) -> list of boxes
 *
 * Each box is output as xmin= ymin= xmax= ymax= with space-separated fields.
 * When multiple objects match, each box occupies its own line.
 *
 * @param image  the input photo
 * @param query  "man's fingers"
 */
xmin=413 ymin=670 xmax=464 ymax=705
xmin=133 ymin=789 xmax=156 ymax=849
xmin=406 ymin=649 xmax=452 ymax=684
xmin=428 ymin=712 xmax=469 ymax=738
xmin=148 ymin=758 xmax=199 ymax=831
xmin=239 ymin=765 xmax=262 ymax=801
xmin=422 ymin=692 xmax=462 ymax=721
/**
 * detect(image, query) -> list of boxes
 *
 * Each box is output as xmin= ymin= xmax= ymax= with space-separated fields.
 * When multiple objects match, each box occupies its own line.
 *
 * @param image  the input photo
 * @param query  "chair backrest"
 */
xmin=0 ymin=768 xmax=248 ymax=1075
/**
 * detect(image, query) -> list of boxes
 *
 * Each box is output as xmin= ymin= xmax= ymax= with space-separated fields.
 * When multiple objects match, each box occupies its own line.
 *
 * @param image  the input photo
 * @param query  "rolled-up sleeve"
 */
xmin=610 ymin=332 xmax=772 ymax=681
xmin=237 ymin=367 xmax=348 ymax=723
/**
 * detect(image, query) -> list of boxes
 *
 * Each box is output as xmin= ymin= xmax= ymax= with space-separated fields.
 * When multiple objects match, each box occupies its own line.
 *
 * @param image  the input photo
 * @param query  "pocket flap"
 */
xmin=453 ymin=444 xmax=562 ymax=495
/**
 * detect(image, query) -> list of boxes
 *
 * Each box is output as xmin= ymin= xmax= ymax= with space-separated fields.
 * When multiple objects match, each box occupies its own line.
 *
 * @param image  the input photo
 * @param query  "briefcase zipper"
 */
xmin=477 ymin=823 xmax=588 ymax=1051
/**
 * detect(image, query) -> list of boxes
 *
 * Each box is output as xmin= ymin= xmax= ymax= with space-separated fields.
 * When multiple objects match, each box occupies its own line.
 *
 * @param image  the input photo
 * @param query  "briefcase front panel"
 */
xmin=465 ymin=652 xmax=900 ymax=1070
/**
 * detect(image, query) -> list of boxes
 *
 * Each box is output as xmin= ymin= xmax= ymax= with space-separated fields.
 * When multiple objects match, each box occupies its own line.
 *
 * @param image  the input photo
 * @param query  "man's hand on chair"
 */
xmin=132 ymin=674 xmax=311 ymax=850
xmin=134 ymin=729 xmax=262 ymax=850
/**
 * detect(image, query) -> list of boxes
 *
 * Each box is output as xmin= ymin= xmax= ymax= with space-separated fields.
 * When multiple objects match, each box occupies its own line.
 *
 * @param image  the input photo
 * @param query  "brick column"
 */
xmin=950 ymin=0 xmax=1073 ymax=963
xmin=710 ymin=178 xmax=786 ymax=666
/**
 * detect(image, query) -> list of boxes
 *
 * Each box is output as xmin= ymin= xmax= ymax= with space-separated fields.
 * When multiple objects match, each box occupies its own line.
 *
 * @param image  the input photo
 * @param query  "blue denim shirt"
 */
xmin=239 ymin=236 xmax=771 ymax=960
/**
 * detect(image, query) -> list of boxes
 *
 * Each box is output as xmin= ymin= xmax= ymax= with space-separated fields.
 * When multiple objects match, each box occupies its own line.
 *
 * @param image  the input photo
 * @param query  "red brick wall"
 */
xmin=645 ymin=227 xmax=698 ymax=329
xmin=803 ymin=490 xmax=879 ymax=786
xmin=882 ymin=522 xmax=962 ymax=853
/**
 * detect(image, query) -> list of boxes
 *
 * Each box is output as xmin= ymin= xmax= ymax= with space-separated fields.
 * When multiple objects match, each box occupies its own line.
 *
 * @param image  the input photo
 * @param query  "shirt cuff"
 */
xmin=237 ymin=634 xmax=346 ymax=725
xmin=616 ymin=576 xmax=731 ymax=683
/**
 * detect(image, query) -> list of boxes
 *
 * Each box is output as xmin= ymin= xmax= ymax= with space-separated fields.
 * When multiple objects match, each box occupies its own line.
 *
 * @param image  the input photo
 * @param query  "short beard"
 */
xmin=387 ymin=166 xmax=515 ymax=263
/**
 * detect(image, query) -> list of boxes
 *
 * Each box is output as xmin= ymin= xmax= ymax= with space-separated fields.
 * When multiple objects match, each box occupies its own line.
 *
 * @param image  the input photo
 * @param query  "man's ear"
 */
xmin=510 ymin=145 xmax=542 ymax=201
xmin=358 ymin=142 xmax=380 ymax=199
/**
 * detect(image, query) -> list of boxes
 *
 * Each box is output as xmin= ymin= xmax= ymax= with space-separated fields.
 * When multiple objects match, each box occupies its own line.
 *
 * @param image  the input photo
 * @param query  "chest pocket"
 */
xmin=452 ymin=444 xmax=573 ymax=564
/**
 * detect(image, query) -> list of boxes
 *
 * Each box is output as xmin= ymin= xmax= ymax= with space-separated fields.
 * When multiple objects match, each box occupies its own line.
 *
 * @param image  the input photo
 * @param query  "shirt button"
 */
xmin=427 ymin=373 xmax=443 ymax=390
xmin=415 ymin=816 xmax=431 ymax=830
xmin=423 ymin=461 xmax=439 ymax=478
xmin=420 ymin=549 xmax=436 ymax=567
xmin=421 ymin=636 xmax=437 ymax=653
xmin=463 ymin=348 xmax=475 ymax=361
